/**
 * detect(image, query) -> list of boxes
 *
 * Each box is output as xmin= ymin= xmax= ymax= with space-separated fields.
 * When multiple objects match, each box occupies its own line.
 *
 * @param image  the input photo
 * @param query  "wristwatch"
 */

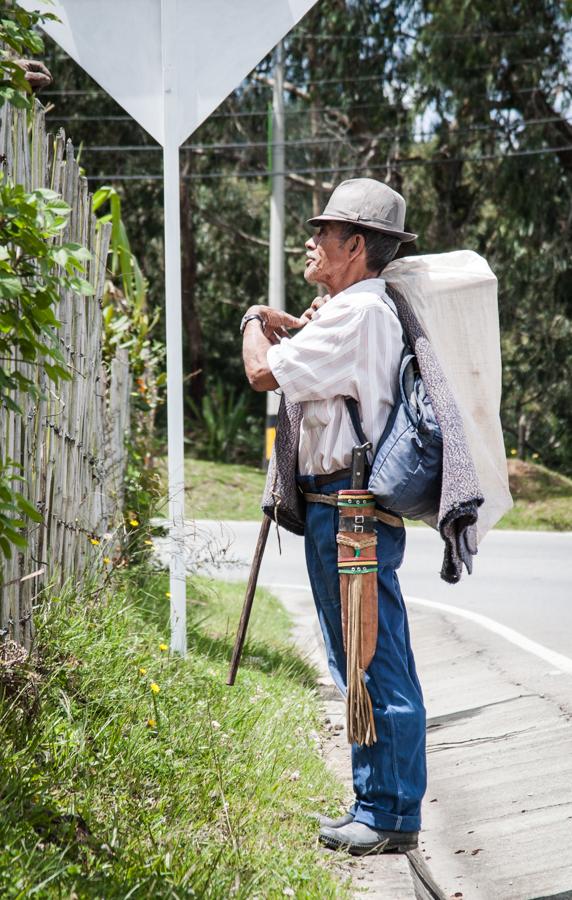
xmin=240 ymin=312 xmax=265 ymax=335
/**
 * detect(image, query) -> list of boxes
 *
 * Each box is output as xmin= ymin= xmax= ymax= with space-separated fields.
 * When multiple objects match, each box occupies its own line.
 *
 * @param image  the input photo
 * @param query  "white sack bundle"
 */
xmin=385 ymin=250 xmax=512 ymax=541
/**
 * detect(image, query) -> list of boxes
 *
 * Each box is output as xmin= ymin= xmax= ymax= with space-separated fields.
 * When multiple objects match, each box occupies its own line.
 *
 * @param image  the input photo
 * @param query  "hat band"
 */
xmin=324 ymin=207 xmax=403 ymax=230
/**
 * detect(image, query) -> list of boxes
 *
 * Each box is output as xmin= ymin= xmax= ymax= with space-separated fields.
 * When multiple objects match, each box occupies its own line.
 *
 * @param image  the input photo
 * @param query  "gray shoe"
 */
xmin=314 ymin=811 xmax=355 ymax=829
xmin=319 ymin=821 xmax=418 ymax=856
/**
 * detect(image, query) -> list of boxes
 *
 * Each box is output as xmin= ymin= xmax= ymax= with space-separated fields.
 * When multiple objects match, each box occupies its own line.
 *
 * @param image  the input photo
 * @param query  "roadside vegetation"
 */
xmin=499 ymin=460 xmax=572 ymax=531
xmin=170 ymin=457 xmax=572 ymax=531
xmin=0 ymin=571 xmax=347 ymax=898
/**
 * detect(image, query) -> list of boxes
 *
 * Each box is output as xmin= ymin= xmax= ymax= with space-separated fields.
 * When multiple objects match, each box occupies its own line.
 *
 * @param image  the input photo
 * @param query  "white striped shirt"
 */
xmin=267 ymin=278 xmax=404 ymax=476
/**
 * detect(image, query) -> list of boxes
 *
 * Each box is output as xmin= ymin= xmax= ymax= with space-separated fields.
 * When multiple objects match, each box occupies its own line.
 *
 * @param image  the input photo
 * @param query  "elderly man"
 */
xmin=241 ymin=179 xmax=426 ymax=856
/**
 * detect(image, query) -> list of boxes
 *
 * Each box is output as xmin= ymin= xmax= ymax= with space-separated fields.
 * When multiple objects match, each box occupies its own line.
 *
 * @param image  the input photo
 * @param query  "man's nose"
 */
xmin=305 ymin=235 xmax=316 ymax=250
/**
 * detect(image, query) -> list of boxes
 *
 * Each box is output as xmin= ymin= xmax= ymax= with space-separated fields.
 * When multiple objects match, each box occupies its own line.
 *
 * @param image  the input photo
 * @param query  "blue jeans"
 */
xmin=298 ymin=474 xmax=426 ymax=832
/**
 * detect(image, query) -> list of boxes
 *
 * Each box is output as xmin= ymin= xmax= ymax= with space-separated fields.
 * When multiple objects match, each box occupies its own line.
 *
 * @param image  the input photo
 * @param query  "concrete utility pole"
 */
xmin=265 ymin=41 xmax=285 ymax=464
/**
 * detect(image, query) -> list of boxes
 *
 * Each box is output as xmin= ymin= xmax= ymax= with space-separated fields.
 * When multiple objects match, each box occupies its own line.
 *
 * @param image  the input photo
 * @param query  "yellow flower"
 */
xmin=159 ymin=643 xmax=168 ymax=652
xmin=129 ymin=518 xmax=140 ymax=527
xmin=150 ymin=682 xmax=160 ymax=695
xmin=165 ymin=592 xmax=171 ymax=598
xmin=510 ymin=449 xmax=517 ymax=456
xmin=139 ymin=667 xmax=147 ymax=676
xmin=147 ymin=718 xmax=156 ymax=728
xmin=90 ymin=538 xmax=100 ymax=545
xmin=144 ymin=539 xmax=154 ymax=546
xmin=532 ymin=452 xmax=539 ymax=460
xmin=103 ymin=557 xmax=111 ymax=564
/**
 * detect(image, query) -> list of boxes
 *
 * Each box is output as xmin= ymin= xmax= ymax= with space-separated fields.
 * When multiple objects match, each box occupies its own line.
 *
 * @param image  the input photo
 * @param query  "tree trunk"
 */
xmin=518 ymin=413 xmax=528 ymax=461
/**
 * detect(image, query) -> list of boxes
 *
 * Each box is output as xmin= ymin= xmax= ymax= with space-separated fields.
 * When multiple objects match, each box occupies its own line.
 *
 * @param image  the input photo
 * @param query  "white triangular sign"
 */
xmin=17 ymin=0 xmax=319 ymax=145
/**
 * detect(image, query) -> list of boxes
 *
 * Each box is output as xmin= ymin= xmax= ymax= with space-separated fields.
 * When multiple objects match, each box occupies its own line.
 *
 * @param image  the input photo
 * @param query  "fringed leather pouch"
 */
xmin=336 ymin=489 xmax=379 ymax=747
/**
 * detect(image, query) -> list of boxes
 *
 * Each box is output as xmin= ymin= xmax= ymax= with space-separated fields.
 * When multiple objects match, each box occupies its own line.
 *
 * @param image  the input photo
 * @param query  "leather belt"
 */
xmin=302 ymin=491 xmax=404 ymax=529
xmin=309 ymin=468 xmax=352 ymax=487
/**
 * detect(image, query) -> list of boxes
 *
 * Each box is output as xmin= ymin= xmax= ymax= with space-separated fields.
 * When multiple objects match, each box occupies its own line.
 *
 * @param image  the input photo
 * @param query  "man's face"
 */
xmin=304 ymin=222 xmax=350 ymax=288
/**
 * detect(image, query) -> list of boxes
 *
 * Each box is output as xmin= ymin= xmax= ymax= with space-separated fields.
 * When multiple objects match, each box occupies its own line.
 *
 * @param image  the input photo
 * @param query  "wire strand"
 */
xmin=82 ymin=142 xmax=572 ymax=182
xmin=73 ymin=115 xmax=572 ymax=154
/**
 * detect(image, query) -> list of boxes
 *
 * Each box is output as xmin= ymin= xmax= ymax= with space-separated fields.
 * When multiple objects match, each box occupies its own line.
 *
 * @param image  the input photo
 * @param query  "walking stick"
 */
xmin=226 ymin=515 xmax=271 ymax=685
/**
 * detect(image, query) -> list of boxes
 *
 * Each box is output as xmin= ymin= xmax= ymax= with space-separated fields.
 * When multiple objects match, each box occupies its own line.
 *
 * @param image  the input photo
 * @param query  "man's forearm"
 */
xmin=242 ymin=320 xmax=279 ymax=391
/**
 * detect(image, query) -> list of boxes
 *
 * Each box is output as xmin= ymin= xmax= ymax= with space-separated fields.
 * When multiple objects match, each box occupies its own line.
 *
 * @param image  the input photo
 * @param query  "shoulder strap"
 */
xmin=344 ymin=289 xmax=411 ymax=447
xmin=344 ymin=395 xmax=368 ymax=445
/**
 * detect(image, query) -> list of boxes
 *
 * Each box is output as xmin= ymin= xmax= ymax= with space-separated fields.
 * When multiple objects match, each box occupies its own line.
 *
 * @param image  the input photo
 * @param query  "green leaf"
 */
xmin=0 ymin=274 xmax=22 ymax=298
xmin=69 ymin=277 xmax=95 ymax=296
xmin=0 ymin=535 xmax=13 ymax=559
xmin=15 ymin=496 xmax=43 ymax=522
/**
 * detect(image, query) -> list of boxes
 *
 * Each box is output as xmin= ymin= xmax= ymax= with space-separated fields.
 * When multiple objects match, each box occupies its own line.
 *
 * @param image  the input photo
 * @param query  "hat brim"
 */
xmin=306 ymin=213 xmax=417 ymax=243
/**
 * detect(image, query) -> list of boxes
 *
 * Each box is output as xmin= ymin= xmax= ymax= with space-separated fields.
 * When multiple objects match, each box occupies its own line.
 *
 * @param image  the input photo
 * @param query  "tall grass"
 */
xmin=0 ymin=571 xmax=347 ymax=898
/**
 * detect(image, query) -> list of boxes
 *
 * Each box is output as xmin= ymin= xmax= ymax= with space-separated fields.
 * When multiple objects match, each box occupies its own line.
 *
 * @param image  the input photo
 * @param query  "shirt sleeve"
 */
xmin=266 ymin=302 xmax=368 ymax=403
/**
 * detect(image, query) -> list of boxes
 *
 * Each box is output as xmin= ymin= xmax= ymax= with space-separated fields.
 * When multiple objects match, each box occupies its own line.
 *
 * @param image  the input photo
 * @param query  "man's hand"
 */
xmin=300 ymin=293 xmax=331 ymax=325
xmin=13 ymin=59 xmax=53 ymax=93
xmin=245 ymin=305 xmax=305 ymax=344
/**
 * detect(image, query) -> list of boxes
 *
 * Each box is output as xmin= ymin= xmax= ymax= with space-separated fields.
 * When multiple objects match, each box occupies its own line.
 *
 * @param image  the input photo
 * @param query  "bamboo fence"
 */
xmin=0 ymin=100 xmax=131 ymax=648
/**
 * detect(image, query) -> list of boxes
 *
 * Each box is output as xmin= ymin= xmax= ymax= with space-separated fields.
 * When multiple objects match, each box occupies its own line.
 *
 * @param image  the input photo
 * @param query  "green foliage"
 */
xmin=0 ymin=177 xmax=93 ymax=409
xmin=0 ymin=459 xmax=42 ymax=559
xmin=176 ymin=457 xmax=267 ymax=520
xmin=0 ymin=5 xmax=56 ymax=109
xmin=40 ymin=0 xmax=572 ymax=473
xmin=92 ymin=184 xmax=147 ymax=316
xmin=0 ymin=573 xmax=346 ymax=898
xmin=0 ymin=174 xmax=93 ymax=558
xmin=498 ymin=459 xmax=572 ymax=531
xmin=189 ymin=378 xmax=253 ymax=463
xmin=93 ymin=185 xmax=165 ymax=550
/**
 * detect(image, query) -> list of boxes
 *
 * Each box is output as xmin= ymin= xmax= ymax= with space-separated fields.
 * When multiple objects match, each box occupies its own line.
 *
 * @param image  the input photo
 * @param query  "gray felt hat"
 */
xmin=307 ymin=177 xmax=417 ymax=242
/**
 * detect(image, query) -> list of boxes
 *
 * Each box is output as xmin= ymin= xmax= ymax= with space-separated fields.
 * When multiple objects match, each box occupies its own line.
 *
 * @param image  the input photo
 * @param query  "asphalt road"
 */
xmin=175 ymin=521 xmax=572 ymax=659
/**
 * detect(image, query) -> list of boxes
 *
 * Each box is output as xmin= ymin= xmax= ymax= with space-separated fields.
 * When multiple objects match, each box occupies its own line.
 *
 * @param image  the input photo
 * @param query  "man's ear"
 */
xmin=348 ymin=233 xmax=366 ymax=260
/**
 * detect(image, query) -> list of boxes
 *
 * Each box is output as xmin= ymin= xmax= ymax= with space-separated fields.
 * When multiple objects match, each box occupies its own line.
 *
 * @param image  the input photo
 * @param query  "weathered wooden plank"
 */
xmin=1 ymin=100 xmax=131 ymax=647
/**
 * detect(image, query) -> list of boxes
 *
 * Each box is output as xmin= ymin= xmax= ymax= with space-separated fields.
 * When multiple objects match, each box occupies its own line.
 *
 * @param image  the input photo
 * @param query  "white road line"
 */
xmin=261 ymin=581 xmax=572 ymax=674
xmin=406 ymin=595 xmax=572 ymax=674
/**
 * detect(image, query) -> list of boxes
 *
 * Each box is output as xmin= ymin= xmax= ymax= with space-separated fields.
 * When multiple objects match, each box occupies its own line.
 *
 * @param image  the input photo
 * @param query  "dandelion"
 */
xmin=90 ymin=537 xmax=100 ymax=545
xmin=165 ymin=592 xmax=171 ymax=598
xmin=510 ymin=449 xmax=517 ymax=456
xmin=159 ymin=643 xmax=168 ymax=652
xmin=103 ymin=557 xmax=111 ymax=564
xmin=147 ymin=718 xmax=157 ymax=728
xmin=150 ymin=682 xmax=160 ymax=695
xmin=144 ymin=539 xmax=154 ymax=546
xmin=129 ymin=518 xmax=140 ymax=527
xmin=139 ymin=667 xmax=147 ymax=676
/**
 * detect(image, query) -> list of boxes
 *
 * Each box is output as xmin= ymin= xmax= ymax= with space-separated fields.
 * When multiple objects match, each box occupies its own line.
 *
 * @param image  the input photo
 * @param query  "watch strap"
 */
xmin=240 ymin=313 xmax=265 ymax=335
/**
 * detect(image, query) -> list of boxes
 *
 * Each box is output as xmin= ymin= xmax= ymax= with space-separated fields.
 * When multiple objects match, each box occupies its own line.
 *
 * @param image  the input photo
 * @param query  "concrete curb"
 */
xmin=274 ymin=584 xmax=572 ymax=900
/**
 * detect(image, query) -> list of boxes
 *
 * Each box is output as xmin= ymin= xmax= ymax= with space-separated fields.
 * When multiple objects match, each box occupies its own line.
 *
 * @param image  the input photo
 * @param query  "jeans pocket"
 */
xmin=376 ymin=522 xmax=406 ymax=570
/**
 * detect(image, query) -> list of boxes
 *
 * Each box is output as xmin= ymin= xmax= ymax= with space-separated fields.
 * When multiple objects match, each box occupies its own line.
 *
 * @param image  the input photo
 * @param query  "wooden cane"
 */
xmin=226 ymin=515 xmax=271 ymax=685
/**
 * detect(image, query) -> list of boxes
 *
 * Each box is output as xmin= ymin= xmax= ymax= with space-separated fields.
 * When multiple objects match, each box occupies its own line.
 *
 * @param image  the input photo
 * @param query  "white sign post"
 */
xmin=18 ymin=0 xmax=319 ymax=654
